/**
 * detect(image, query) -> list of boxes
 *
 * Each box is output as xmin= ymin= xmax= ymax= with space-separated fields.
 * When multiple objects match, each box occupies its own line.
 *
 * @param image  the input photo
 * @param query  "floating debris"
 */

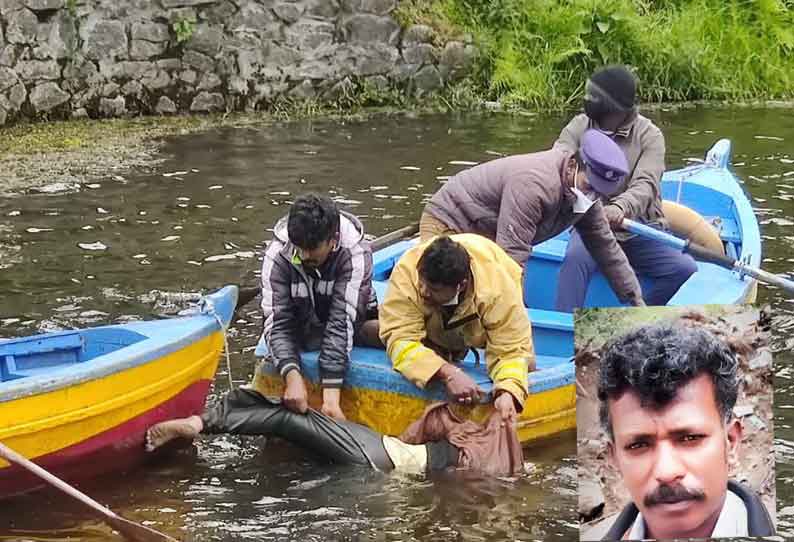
xmin=86 ymin=183 xmax=101 ymax=189
xmin=97 ymin=207 xmax=109 ymax=214
xmin=449 ymin=160 xmax=478 ymax=166
xmin=26 ymin=227 xmax=53 ymax=233
xmin=81 ymin=225 xmax=94 ymax=230
xmin=132 ymin=254 xmax=147 ymax=259
xmin=7 ymin=210 xmax=20 ymax=216
xmin=208 ymin=185 xmax=223 ymax=190
xmin=335 ymin=198 xmax=361 ymax=205
xmin=78 ymin=241 xmax=108 ymax=251
xmin=31 ymin=181 xmax=80 ymax=194
xmin=163 ymin=171 xmax=189 ymax=177
xmin=754 ymin=135 xmax=784 ymax=141
xmin=270 ymin=191 xmax=290 ymax=196
xmin=161 ymin=235 xmax=181 ymax=242
xmin=400 ymin=166 xmax=421 ymax=171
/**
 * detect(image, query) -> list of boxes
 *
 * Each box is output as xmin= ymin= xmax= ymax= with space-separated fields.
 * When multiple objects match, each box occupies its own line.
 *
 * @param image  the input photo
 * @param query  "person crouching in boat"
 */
xmin=378 ymin=235 xmax=533 ymax=424
xmin=256 ymin=193 xmax=381 ymax=421
xmin=554 ymin=65 xmax=697 ymax=312
xmin=145 ymin=396 xmax=523 ymax=476
xmin=419 ymin=129 xmax=645 ymax=311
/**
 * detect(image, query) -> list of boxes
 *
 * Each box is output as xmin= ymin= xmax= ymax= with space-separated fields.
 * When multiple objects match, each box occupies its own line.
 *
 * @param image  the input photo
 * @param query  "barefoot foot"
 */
xmin=145 ymin=415 xmax=203 ymax=452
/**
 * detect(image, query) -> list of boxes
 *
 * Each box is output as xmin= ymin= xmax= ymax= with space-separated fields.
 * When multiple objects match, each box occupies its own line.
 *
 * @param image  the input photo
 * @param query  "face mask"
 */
xmin=571 ymin=162 xmax=596 ymax=214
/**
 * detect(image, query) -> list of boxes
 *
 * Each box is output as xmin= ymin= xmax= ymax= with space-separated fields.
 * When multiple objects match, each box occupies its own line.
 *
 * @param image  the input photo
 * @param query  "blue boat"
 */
xmin=252 ymin=138 xmax=759 ymax=443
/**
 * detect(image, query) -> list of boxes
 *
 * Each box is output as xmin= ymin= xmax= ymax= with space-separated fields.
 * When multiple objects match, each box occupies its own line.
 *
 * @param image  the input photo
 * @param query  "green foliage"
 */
xmin=399 ymin=0 xmax=794 ymax=108
xmin=172 ymin=18 xmax=196 ymax=44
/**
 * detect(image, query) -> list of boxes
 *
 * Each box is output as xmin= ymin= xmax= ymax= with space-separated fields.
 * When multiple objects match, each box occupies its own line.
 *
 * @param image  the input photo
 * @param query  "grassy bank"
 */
xmin=397 ymin=0 xmax=794 ymax=108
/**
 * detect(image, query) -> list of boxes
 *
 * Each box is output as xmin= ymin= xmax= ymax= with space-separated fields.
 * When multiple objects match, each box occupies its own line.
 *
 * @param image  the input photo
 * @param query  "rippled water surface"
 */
xmin=1 ymin=108 xmax=792 ymax=540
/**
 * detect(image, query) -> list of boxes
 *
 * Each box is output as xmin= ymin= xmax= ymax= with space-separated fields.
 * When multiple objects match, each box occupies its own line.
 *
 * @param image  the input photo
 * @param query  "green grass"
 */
xmin=396 ymin=0 xmax=794 ymax=108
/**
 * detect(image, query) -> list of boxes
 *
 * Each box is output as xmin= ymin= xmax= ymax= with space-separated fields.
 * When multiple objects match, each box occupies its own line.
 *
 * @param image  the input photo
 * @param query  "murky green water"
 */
xmin=0 ymin=107 xmax=792 ymax=540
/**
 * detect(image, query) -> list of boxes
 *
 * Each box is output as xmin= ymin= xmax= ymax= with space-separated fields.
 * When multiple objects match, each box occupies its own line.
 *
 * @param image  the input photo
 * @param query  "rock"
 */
xmin=733 ymin=404 xmax=753 ymax=418
xmin=179 ymin=69 xmax=197 ymax=84
xmin=0 ymin=66 xmax=20 ymax=92
xmin=29 ymin=81 xmax=69 ymax=111
xmin=201 ymin=0 xmax=237 ymax=24
xmin=100 ymin=60 xmax=156 ymax=80
xmin=47 ymin=11 xmax=77 ymax=59
xmin=6 ymin=7 xmax=38 ymax=44
xmin=121 ymin=80 xmax=142 ymax=96
xmin=366 ymin=74 xmax=389 ymax=91
xmin=157 ymin=58 xmax=182 ymax=71
xmin=83 ymin=19 xmax=128 ymax=60
xmin=0 ymin=106 xmax=6 ymax=126
xmin=228 ymin=3 xmax=276 ymax=32
xmin=141 ymin=70 xmax=171 ymax=90
xmin=305 ymin=0 xmax=339 ymax=19
xmin=342 ymin=0 xmax=395 ymax=15
xmin=402 ymin=24 xmax=433 ymax=45
xmin=412 ymin=64 xmax=442 ymax=94
xmin=289 ymin=79 xmax=315 ymax=100
xmin=130 ymin=39 xmax=168 ymax=59
xmin=23 ymin=0 xmax=62 ymax=10
xmin=323 ymin=76 xmax=353 ymax=101
xmin=342 ymin=14 xmax=400 ymax=45
xmin=63 ymin=57 xmax=99 ymax=84
xmin=578 ymin=479 xmax=605 ymax=518
xmin=155 ymin=95 xmax=177 ymax=114
xmin=402 ymin=43 xmax=435 ymax=65
xmin=162 ymin=0 xmax=217 ymax=6
xmin=131 ymin=22 xmax=170 ymax=42
xmin=71 ymin=106 xmax=88 ymax=119
xmin=6 ymin=81 xmax=26 ymax=109
xmin=439 ymin=41 xmax=476 ymax=82
xmin=186 ymin=24 xmax=223 ymax=56
xmin=197 ymin=71 xmax=221 ymax=90
xmin=273 ymin=2 xmax=303 ymax=24
xmin=99 ymin=95 xmax=126 ymax=116
xmin=190 ymin=91 xmax=224 ymax=112
xmin=263 ymin=42 xmax=301 ymax=71
xmin=182 ymin=49 xmax=215 ymax=71
xmin=227 ymin=75 xmax=247 ymax=95
xmin=285 ymin=20 xmax=335 ymax=50
xmin=750 ymin=349 xmax=773 ymax=372
xmin=166 ymin=7 xmax=197 ymax=24
xmin=339 ymin=42 xmax=398 ymax=76
xmin=16 ymin=59 xmax=60 ymax=81
xmin=101 ymin=82 xmax=119 ymax=97
xmin=0 ymin=44 xmax=21 ymax=66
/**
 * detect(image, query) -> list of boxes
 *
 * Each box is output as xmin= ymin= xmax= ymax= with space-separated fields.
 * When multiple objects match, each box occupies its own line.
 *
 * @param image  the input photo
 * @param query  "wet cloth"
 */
xmin=400 ymin=403 xmax=525 ymax=476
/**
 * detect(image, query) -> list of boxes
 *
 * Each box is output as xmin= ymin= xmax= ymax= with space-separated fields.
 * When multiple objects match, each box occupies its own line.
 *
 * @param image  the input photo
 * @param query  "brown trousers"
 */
xmin=419 ymin=211 xmax=459 ymax=242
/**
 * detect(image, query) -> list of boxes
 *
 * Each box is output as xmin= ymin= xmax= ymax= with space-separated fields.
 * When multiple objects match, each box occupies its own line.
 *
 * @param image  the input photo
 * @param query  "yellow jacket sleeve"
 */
xmin=481 ymin=272 xmax=535 ymax=409
xmin=378 ymin=255 xmax=447 ymax=388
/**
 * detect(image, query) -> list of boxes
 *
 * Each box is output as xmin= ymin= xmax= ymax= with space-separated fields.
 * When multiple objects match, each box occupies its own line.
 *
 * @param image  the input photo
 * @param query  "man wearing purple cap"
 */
xmin=554 ymin=65 xmax=697 ymax=311
xmin=419 ymin=129 xmax=645 ymax=308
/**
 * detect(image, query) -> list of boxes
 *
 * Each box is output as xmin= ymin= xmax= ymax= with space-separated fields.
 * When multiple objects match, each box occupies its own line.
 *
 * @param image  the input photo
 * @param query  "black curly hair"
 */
xmin=598 ymin=323 xmax=739 ymax=441
xmin=287 ymin=193 xmax=340 ymax=249
xmin=417 ymin=236 xmax=470 ymax=287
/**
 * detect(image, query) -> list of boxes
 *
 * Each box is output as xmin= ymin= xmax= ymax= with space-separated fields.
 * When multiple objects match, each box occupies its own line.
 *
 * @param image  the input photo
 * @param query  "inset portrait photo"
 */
xmin=576 ymin=305 xmax=775 ymax=541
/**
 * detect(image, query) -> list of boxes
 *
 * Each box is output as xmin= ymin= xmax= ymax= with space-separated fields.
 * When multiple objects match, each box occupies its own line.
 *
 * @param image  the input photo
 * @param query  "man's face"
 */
xmin=296 ymin=238 xmax=335 ymax=270
xmin=418 ymin=277 xmax=463 ymax=307
xmin=607 ymin=373 xmax=741 ymax=540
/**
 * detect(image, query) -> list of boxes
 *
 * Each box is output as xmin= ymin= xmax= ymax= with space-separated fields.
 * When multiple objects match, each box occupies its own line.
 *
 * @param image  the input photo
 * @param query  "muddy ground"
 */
xmin=576 ymin=305 xmax=776 ymax=535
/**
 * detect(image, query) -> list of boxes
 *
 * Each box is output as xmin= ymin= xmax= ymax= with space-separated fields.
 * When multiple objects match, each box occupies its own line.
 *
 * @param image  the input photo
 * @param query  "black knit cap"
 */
xmin=589 ymin=65 xmax=637 ymax=110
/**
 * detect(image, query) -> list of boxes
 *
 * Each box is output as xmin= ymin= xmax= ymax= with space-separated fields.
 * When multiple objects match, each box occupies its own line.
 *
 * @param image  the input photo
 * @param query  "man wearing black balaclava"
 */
xmin=554 ymin=65 xmax=697 ymax=312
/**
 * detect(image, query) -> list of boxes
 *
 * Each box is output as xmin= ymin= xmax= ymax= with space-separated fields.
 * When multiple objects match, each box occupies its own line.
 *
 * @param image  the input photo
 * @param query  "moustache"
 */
xmin=644 ymin=484 xmax=706 ymax=507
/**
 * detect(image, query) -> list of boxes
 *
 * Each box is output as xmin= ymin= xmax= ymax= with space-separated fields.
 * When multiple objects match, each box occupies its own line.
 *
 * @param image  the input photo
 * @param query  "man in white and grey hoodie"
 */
xmin=256 ymin=194 xmax=380 ymax=420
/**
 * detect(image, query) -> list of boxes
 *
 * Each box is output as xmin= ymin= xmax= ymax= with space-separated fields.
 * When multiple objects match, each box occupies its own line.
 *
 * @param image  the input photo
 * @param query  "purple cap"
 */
xmin=579 ymin=129 xmax=629 ymax=196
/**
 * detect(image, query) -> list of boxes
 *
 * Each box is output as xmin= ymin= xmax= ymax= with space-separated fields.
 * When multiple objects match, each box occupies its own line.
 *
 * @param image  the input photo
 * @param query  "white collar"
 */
xmin=627 ymin=490 xmax=748 ymax=540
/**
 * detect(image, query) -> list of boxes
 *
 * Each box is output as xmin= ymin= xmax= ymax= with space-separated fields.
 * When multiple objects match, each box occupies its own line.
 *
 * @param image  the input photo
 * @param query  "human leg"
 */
xmin=555 ymin=230 xmax=600 ymax=312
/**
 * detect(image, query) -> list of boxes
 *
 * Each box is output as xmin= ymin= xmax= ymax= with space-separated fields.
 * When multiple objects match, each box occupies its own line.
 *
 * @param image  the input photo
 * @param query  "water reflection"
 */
xmin=1 ymin=107 xmax=793 ymax=540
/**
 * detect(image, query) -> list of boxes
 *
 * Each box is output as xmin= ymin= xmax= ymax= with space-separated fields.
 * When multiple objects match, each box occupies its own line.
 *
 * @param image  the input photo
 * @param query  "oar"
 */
xmin=621 ymin=218 xmax=794 ymax=295
xmin=234 ymin=221 xmax=421 ymax=312
xmin=0 ymin=442 xmax=179 ymax=542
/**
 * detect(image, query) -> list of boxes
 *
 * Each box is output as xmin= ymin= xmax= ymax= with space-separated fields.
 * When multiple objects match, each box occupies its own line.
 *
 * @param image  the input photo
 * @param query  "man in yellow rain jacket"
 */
xmin=379 ymin=234 xmax=534 ymax=423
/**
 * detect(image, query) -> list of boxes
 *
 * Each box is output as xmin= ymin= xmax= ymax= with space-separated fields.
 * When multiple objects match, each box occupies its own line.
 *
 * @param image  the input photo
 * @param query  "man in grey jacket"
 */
xmin=257 ymin=194 xmax=380 ymax=420
xmin=554 ymin=65 xmax=697 ymax=311
xmin=420 ymin=129 xmax=645 ymax=308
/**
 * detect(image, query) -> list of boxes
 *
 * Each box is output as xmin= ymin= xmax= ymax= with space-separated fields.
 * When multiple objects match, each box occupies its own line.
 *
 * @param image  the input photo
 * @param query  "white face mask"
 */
xmin=571 ymin=162 xmax=596 ymax=214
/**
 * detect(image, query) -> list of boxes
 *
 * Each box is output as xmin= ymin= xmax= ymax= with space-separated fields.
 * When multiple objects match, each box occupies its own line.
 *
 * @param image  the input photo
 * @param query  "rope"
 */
xmin=202 ymin=296 xmax=234 ymax=391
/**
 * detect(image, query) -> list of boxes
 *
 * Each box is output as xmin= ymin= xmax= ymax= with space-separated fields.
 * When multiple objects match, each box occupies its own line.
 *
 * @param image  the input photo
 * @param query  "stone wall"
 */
xmin=0 ymin=0 xmax=476 ymax=125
